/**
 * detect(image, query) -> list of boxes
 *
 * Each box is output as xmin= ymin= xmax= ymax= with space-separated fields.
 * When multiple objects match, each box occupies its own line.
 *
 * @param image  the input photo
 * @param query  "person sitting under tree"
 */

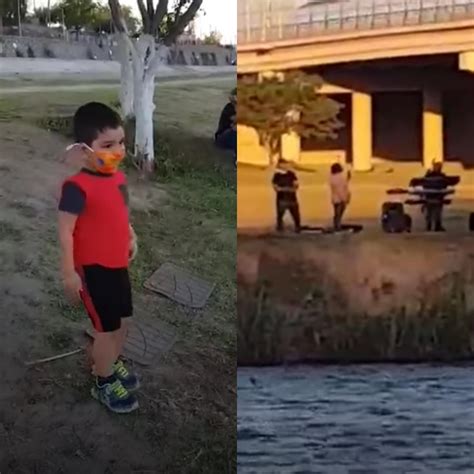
xmin=272 ymin=159 xmax=301 ymax=233
xmin=215 ymin=88 xmax=237 ymax=160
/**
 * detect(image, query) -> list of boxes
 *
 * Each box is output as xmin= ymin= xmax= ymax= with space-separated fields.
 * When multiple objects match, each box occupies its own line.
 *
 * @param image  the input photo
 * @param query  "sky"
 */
xmin=32 ymin=0 xmax=237 ymax=44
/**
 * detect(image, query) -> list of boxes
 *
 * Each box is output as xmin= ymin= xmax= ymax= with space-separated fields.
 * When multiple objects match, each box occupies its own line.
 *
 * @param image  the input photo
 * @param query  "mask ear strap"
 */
xmin=66 ymin=143 xmax=94 ymax=153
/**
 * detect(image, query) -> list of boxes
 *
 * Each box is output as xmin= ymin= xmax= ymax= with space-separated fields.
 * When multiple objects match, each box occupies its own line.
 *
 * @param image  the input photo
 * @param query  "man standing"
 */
xmin=272 ymin=158 xmax=301 ymax=233
xmin=423 ymin=161 xmax=447 ymax=232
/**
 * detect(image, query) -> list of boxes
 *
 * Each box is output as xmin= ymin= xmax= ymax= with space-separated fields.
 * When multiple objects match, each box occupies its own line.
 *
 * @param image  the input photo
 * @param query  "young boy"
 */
xmin=272 ymin=158 xmax=301 ymax=232
xmin=58 ymin=102 xmax=139 ymax=414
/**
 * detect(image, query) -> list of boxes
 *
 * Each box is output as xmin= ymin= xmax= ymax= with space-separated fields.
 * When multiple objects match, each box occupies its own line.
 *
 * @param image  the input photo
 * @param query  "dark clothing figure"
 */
xmin=333 ymin=202 xmax=346 ymax=230
xmin=215 ymin=102 xmax=236 ymax=150
xmin=215 ymin=127 xmax=237 ymax=152
xmin=423 ymin=169 xmax=447 ymax=232
xmin=272 ymin=169 xmax=300 ymax=232
xmin=215 ymin=101 xmax=236 ymax=158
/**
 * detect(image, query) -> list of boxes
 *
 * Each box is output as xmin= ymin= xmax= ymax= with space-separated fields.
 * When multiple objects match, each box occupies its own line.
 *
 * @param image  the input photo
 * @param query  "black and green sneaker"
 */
xmin=91 ymin=376 xmax=139 ymax=414
xmin=113 ymin=359 xmax=140 ymax=392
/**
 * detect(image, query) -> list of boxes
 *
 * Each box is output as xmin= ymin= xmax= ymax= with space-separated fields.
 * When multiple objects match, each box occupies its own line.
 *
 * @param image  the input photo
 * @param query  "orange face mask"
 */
xmin=78 ymin=144 xmax=124 ymax=174
xmin=65 ymin=143 xmax=125 ymax=174
xmin=92 ymin=149 xmax=125 ymax=174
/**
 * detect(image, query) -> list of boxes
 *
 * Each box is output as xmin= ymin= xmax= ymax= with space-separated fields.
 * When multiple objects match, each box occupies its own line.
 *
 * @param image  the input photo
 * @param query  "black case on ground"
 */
xmin=382 ymin=202 xmax=411 ymax=233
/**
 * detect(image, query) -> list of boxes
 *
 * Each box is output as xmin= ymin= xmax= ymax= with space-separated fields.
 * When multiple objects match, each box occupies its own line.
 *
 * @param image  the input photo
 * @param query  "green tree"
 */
xmin=56 ymin=0 xmax=99 ymax=30
xmin=91 ymin=4 xmax=138 ymax=33
xmin=32 ymin=6 xmax=62 ymax=25
xmin=0 ymin=0 xmax=28 ymax=28
xmin=203 ymin=29 xmax=222 ymax=45
xmin=237 ymin=71 xmax=344 ymax=162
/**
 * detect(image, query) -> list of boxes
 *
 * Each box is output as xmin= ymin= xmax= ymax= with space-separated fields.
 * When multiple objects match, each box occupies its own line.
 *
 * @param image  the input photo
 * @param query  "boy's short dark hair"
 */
xmin=73 ymin=102 xmax=123 ymax=146
xmin=331 ymin=163 xmax=343 ymax=174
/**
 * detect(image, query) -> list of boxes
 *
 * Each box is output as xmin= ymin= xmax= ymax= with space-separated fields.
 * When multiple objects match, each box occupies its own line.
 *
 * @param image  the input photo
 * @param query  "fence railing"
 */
xmin=238 ymin=0 xmax=474 ymax=44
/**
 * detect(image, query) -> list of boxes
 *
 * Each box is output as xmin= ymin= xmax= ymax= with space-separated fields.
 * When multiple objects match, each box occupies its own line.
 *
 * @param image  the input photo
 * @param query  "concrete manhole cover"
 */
xmin=144 ymin=262 xmax=215 ymax=309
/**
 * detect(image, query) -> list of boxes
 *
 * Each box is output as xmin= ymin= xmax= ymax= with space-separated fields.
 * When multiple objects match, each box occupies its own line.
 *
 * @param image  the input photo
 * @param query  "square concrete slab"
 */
xmin=85 ymin=319 xmax=177 ymax=366
xmin=143 ymin=262 xmax=215 ymax=309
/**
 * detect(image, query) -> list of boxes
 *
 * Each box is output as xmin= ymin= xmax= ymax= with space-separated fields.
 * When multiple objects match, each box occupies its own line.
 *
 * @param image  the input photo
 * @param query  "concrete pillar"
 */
xmin=352 ymin=91 xmax=372 ymax=171
xmin=422 ymin=89 xmax=443 ymax=169
xmin=281 ymin=132 xmax=300 ymax=162
xmin=459 ymin=51 xmax=474 ymax=73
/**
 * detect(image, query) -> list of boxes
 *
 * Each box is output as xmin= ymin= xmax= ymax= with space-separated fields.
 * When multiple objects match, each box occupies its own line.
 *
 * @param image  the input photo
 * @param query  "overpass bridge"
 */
xmin=237 ymin=0 xmax=474 ymax=171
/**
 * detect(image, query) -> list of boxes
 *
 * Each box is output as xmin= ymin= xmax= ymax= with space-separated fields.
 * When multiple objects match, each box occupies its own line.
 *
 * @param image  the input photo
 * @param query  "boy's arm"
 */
xmin=58 ymin=212 xmax=77 ymax=276
xmin=120 ymin=180 xmax=138 ymax=261
xmin=129 ymin=224 xmax=138 ymax=261
xmin=58 ymin=182 xmax=85 ymax=302
xmin=58 ymin=211 xmax=82 ymax=302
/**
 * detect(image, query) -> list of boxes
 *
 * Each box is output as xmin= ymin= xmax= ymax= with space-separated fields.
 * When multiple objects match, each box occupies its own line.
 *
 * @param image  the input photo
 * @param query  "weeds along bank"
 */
xmin=238 ymin=234 xmax=474 ymax=366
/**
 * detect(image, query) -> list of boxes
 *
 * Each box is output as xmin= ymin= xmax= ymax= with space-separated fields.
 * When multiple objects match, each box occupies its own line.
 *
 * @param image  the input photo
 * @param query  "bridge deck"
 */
xmin=238 ymin=0 xmax=474 ymax=44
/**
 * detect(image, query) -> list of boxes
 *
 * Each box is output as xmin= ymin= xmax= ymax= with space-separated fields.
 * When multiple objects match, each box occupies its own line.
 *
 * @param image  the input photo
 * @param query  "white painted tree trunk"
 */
xmin=134 ymin=69 xmax=156 ymax=171
xmin=116 ymin=33 xmax=169 ymax=173
xmin=117 ymin=34 xmax=134 ymax=119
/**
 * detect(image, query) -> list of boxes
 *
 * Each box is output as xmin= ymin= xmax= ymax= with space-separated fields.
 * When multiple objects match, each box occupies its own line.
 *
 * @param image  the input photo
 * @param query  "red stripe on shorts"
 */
xmin=77 ymin=266 xmax=104 ymax=333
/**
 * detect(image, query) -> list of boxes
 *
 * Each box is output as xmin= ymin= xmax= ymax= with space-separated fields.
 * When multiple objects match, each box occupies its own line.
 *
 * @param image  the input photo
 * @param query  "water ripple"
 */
xmin=238 ymin=364 xmax=474 ymax=473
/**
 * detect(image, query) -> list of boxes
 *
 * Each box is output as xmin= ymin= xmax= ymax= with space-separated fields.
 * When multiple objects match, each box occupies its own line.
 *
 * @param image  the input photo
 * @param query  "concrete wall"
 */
xmin=0 ymin=35 xmax=236 ymax=66
xmin=0 ymin=35 xmax=115 ymax=60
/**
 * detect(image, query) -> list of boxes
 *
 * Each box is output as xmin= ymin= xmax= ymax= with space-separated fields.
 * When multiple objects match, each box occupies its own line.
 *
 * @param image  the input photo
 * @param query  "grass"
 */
xmin=239 ymin=277 xmax=474 ymax=366
xmin=238 ymin=236 xmax=474 ymax=366
xmin=0 ymin=78 xmax=236 ymax=472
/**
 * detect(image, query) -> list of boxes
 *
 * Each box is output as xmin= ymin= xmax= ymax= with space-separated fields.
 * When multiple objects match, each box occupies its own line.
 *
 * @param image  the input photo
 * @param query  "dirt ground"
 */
xmin=0 ymin=79 xmax=236 ymax=473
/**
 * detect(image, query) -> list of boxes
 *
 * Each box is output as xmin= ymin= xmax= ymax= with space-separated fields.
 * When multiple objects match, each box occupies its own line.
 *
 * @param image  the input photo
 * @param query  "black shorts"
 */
xmin=78 ymin=265 xmax=133 ymax=333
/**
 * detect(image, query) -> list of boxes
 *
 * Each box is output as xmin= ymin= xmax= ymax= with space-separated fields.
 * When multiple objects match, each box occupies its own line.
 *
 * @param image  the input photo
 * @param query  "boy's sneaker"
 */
xmin=113 ymin=359 xmax=140 ymax=392
xmin=91 ymin=377 xmax=139 ymax=414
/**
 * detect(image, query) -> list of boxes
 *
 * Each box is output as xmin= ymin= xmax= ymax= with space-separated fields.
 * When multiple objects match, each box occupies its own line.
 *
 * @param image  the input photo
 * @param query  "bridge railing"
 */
xmin=238 ymin=0 xmax=474 ymax=44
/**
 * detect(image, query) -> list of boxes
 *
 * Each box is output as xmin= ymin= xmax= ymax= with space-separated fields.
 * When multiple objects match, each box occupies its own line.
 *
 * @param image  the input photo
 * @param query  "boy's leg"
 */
xmin=115 ymin=317 xmax=130 ymax=360
xmin=111 ymin=269 xmax=140 ymax=391
xmin=80 ymin=265 xmax=139 ymax=413
xmin=93 ymin=331 xmax=120 ymax=377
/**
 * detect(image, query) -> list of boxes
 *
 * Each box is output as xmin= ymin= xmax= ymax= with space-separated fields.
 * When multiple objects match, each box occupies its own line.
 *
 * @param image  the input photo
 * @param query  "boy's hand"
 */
xmin=129 ymin=226 xmax=138 ymax=262
xmin=62 ymin=270 xmax=82 ymax=303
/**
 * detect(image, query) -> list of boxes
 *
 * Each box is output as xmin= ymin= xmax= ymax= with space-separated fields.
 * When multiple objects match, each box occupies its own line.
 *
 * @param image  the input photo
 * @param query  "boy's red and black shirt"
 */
xmin=59 ymin=168 xmax=130 ymax=269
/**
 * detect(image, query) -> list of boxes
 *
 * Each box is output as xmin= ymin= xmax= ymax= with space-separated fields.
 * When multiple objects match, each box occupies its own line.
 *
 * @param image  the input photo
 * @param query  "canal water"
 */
xmin=238 ymin=364 xmax=474 ymax=473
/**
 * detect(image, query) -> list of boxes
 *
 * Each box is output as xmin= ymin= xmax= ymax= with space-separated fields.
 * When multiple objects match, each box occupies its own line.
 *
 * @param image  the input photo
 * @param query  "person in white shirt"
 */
xmin=329 ymin=163 xmax=351 ymax=230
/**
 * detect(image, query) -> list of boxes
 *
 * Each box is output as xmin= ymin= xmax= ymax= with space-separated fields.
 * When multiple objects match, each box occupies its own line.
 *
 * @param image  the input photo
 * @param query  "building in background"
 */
xmin=237 ymin=0 xmax=474 ymax=170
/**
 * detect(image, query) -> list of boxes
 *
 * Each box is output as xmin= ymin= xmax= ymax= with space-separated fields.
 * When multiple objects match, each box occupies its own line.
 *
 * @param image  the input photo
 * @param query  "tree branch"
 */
xmin=137 ymin=0 xmax=151 ymax=33
xmin=151 ymin=0 xmax=168 ymax=34
xmin=163 ymin=0 xmax=203 ymax=45
xmin=109 ymin=0 xmax=128 ymax=33
xmin=147 ymin=0 xmax=154 ymax=16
